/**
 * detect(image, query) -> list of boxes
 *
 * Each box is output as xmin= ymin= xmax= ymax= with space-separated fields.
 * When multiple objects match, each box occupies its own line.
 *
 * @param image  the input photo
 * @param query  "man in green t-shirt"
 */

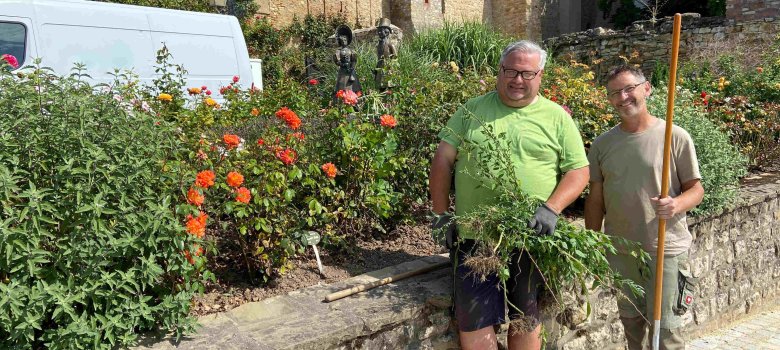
xmin=585 ymin=65 xmax=704 ymax=350
xmin=429 ymin=40 xmax=589 ymax=350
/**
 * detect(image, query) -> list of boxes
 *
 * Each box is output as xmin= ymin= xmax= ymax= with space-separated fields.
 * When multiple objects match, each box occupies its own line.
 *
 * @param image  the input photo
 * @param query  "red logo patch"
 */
xmin=685 ymin=295 xmax=693 ymax=305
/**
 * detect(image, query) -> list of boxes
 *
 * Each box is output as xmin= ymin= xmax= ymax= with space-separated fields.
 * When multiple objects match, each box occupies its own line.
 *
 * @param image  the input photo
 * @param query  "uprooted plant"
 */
xmin=445 ymin=110 xmax=649 ymax=336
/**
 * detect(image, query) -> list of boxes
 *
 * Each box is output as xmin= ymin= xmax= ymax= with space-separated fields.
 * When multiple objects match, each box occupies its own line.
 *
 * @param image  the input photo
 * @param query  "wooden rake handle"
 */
xmin=324 ymin=261 xmax=449 ymax=302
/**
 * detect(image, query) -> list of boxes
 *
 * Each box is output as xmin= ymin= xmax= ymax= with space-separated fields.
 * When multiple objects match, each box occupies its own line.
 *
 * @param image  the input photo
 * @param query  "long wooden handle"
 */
xmin=653 ymin=13 xmax=682 ymax=350
xmin=324 ymin=261 xmax=449 ymax=302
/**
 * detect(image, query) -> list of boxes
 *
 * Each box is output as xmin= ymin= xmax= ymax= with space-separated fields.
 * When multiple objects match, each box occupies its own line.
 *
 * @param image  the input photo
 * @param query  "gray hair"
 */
xmin=500 ymin=40 xmax=547 ymax=70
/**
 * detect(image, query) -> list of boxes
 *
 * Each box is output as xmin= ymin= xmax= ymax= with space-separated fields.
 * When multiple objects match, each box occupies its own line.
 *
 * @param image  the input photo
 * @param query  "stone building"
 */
xmin=252 ymin=0 xmax=778 ymax=40
xmin=252 ymin=0 xmax=609 ymax=40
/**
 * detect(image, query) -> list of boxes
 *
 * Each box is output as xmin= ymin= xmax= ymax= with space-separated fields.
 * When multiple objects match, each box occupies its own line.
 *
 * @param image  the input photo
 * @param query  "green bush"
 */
xmin=406 ymin=21 xmax=511 ymax=74
xmin=648 ymin=89 xmax=747 ymax=216
xmin=0 ymin=64 xmax=207 ymax=349
xmin=675 ymin=35 xmax=780 ymax=169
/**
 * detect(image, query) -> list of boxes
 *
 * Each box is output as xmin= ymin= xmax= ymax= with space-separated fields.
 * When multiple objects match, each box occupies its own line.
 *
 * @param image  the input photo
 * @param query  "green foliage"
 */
xmin=647 ymin=89 xmax=747 ymax=216
xmin=314 ymin=94 xmax=404 ymax=233
xmin=675 ymin=35 xmax=780 ymax=169
xmin=0 ymin=62 xmax=206 ymax=348
xmin=243 ymin=16 xmax=288 ymax=59
xmin=542 ymin=60 xmax=616 ymax=149
xmin=406 ymin=21 xmax=511 ymax=74
xmin=707 ymin=0 xmax=726 ymax=16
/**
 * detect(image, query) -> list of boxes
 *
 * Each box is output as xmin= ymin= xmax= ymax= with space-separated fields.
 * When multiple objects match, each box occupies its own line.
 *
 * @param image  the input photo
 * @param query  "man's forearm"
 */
xmin=584 ymin=199 xmax=604 ymax=231
xmin=674 ymin=180 xmax=705 ymax=214
xmin=546 ymin=166 xmax=589 ymax=213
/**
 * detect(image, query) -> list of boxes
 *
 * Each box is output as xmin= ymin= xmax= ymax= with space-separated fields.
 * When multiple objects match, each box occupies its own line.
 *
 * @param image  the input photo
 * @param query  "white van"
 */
xmin=0 ymin=0 xmax=263 ymax=93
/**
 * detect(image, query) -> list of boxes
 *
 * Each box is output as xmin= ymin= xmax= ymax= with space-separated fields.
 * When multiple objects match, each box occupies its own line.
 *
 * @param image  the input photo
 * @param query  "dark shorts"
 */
xmin=451 ymin=239 xmax=545 ymax=332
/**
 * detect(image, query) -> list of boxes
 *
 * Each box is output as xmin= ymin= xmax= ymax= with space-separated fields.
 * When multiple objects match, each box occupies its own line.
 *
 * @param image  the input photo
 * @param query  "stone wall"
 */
xmin=254 ymin=0 xmax=384 ymax=29
xmin=542 ymin=178 xmax=780 ymax=349
xmin=727 ymin=0 xmax=780 ymax=22
xmin=348 ymin=179 xmax=780 ymax=350
xmin=545 ymin=13 xmax=780 ymax=82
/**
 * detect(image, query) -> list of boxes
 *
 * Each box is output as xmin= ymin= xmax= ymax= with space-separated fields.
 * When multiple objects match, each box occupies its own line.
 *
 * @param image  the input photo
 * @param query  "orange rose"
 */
xmin=223 ymin=134 xmax=240 ymax=150
xmin=185 ymin=211 xmax=208 ymax=238
xmin=380 ymin=114 xmax=397 ymax=128
xmin=251 ymin=108 xmax=260 ymax=116
xmin=187 ymin=87 xmax=202 ymax=95
xmin=275 ymin=107 xmax=302 ymax=130
xmin=194 ymin=170 xmax=216 ymax=189
xmin=235 ymin=187 xmax=251 ymax=203
xmin=321 ymin=162 xmax=337 ymax=178
xmin=275 ymin=148 xmax=297 ymax=165
xmin=226 ymin=171 xmax=244 ymax=187
xmin=187 ymin=187 xmax=204 ymax=207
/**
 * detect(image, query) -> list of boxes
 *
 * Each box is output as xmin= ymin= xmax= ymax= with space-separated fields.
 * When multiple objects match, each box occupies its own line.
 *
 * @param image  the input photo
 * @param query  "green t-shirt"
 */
xmin=439 ymin=92 xmax=589 ymax=239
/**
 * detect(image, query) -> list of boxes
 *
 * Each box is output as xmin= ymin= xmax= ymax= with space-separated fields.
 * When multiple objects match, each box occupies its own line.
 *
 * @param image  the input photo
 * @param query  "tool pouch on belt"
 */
xmin=675 ymin=268 xmax=697 ymax=315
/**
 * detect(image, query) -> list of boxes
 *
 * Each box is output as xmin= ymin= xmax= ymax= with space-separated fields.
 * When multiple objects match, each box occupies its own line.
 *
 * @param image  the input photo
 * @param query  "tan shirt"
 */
xmin=588 ymin=119 xmax=701 ymax=255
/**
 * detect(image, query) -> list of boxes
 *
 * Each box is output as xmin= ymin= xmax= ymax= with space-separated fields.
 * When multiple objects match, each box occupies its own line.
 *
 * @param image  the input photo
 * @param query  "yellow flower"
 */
xmin=157 ymin=93 xmax=173 ymax=102
xmin=431 ymin=62 xmax=439 ymax=68
xmin=449 ymin=61 xmax=459 ymax=73
xmin=204 ymin=97 xmax=217 ymax=107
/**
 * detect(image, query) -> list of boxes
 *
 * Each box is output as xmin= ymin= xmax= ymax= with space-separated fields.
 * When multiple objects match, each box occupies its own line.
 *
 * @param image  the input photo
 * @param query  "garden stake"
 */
xmin=312 ymin=244 xmax=325 ymax=277
xmin=323 ymin=260 xmax=449 ymax=302
xmin=653 ymin=13 xmax=682 ymax=350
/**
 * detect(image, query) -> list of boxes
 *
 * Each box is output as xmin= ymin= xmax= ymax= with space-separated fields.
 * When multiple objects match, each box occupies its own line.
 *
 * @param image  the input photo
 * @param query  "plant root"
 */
xmin=463 ymin=255 xmax=503 ymax=282
xmin=508 ymin=315 xmax=540 ymax=335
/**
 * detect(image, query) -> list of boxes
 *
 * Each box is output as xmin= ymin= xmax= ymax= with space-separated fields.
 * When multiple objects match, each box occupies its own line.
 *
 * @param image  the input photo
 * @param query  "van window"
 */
xmin=0 ymin=22 xmax=26 ymax=67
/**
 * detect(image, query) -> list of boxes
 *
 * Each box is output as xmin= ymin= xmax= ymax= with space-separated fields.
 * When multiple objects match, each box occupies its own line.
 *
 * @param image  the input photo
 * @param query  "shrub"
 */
xmin=648 ymin=89 xmax=747 ymax=216
xmin=405 ymin=21 xmax=511 ymax=74
xmin=0 ymin=64 xmax=207 ymax=348
xmin=542 ymin=60 xmax=617 ymax=149
xmin=675 ymin=35 xmax=780 ymax=169
xmin=184 ymin=112 xmax=342 ymax=281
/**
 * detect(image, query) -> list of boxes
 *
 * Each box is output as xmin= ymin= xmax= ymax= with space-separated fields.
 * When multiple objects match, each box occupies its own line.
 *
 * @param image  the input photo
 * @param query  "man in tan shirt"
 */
xmin=585 ymin=65 xmax=704 ymax=350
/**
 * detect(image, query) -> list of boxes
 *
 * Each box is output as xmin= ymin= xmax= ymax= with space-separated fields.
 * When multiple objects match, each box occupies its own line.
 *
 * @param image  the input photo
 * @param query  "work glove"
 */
xmin=528 ymin=203 xmax=559 ymax=236
xmin=431 ymin=212 xmax=456 ymax=249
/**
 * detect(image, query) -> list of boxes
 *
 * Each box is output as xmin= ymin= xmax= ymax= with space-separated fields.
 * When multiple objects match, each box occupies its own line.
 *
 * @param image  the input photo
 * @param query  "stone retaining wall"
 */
xmin=352 ymin=179 xmax=780 ymax=349
xmin=545 ymin=13 xmax=780 ymax=82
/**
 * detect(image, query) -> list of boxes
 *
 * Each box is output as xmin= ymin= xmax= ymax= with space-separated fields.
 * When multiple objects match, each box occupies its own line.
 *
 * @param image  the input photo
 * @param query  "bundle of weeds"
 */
xmin=459 ymin=194 xmax=644 ymax=303
xmin=450 ymin=110 xmax=647 ymax=317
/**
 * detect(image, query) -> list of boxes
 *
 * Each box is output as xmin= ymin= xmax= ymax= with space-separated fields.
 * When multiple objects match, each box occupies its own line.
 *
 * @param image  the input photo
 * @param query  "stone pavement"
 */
xmin=134 ymin=254 xmax=456 ymax=350
xmin=690 ymin=304 xmax=780 ymax=350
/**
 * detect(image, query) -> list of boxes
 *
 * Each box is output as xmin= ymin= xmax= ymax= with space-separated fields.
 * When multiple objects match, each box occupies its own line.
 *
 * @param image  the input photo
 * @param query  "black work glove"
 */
xmin=528 ymin=203 xmax=559 ymax=236
xmin=431 ymin=212 xmax=456 ymax=249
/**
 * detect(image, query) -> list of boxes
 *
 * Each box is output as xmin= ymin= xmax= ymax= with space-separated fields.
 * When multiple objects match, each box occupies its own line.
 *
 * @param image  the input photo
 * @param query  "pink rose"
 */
xmin=1 ymin=54 xmax=19 ymax=69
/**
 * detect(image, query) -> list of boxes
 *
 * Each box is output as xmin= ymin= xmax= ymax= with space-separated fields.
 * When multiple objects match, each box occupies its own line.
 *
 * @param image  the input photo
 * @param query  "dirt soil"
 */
xmin=190 ymin=224 xmax=443 ymax=316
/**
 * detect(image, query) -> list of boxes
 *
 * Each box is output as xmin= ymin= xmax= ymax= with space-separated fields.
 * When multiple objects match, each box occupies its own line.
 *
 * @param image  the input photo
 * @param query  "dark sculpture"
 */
xmin=374 ymin=18 xmax=397 ymax=90
xmin=333 ymin=25 xmax=361 ymax=96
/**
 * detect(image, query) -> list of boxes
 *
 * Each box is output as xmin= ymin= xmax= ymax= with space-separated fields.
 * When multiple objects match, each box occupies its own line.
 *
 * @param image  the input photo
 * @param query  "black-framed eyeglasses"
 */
xmin=500 ymin=65 xmax=540 ymax=80
xmin=607 ymin=81 xmax=646 ymax=98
